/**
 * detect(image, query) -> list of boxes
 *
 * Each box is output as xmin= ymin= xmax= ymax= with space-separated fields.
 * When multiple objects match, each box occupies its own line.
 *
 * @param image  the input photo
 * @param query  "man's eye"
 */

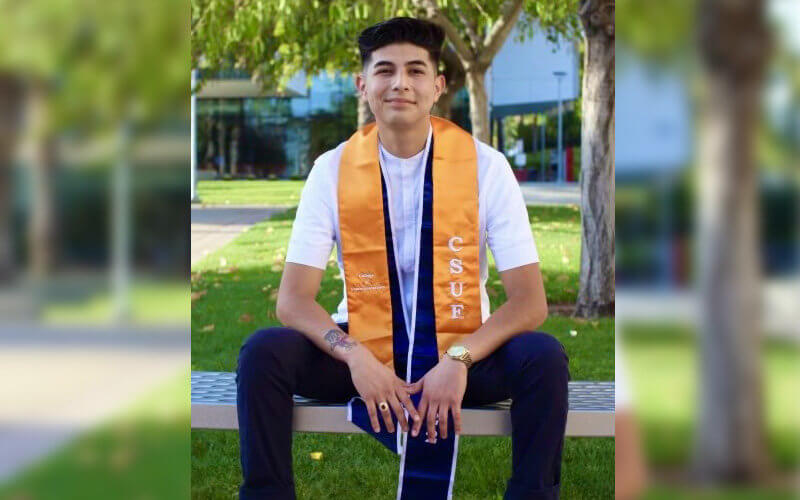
xmin=412 ymin=69 xmax=424 ymax=74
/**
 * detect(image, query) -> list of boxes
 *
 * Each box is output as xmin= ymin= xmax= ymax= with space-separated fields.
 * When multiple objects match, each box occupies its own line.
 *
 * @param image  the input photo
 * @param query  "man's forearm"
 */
xmin=458 ymin=296 xmax=546 ymax=363
xmin=276 ymin=297 xmax=361 ymax=365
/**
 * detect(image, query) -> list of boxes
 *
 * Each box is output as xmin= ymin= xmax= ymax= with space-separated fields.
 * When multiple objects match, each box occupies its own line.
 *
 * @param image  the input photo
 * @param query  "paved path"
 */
xmin=191 ymin=206 xmax=286 ymax=265
xmin=519 ymin=182 xmax=580 ymax=206
xmin=0 ymin=325 xmax=187 ymax=482
xmin=617 ymin=278 xmax=799 ymax=340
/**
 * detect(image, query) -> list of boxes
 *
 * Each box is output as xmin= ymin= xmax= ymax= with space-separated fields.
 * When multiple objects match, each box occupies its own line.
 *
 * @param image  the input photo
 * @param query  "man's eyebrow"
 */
xmin=372 ymin=60 xmax=430 ymax=69
xmin=405 ymin=60 xmax=429 ymax=67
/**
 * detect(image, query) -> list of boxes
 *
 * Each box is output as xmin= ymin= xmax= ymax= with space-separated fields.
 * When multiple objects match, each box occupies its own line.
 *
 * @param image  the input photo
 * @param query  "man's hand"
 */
xmin=345 ymin=345 xmax=421 ymax=434
xmin=406 ymin=356 xmax=468 ymax=442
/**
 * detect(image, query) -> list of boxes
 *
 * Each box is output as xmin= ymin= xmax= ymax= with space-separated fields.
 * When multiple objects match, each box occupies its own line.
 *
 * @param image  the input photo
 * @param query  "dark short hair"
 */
xmin=358 ymin=17 xmax=445 ymax=72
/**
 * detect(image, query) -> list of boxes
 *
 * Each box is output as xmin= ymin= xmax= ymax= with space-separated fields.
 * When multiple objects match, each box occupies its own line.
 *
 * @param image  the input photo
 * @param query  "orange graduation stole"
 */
xmin=337 ymin=116 xmax=482 ymax=369
xmin=340 ymin=116 xmax=481 ymax=498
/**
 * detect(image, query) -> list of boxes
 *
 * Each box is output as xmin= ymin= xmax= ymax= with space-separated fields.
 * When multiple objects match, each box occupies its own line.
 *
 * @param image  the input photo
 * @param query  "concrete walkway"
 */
xmin=191 ymin=206 xmax=285 ymax=265
xmin=617 ymin=278 xmax=799 ymax=340
xmin=0 ymin=325 xmax=187 ymax=482
xmin=519 ymin=182 xmax=580 ymax=206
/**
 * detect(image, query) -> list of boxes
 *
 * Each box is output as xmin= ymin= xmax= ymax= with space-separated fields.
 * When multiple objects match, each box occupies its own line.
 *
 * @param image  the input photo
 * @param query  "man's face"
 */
xmin=356 ymin=43 xmax=445 ymax=128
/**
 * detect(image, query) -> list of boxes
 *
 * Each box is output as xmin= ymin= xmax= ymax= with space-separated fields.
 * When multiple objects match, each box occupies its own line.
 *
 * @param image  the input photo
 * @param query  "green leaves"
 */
xmin=2 ymin=0 xmax=189 ymax=132
xmin=193 ymin=0 xmax=389 ymax=91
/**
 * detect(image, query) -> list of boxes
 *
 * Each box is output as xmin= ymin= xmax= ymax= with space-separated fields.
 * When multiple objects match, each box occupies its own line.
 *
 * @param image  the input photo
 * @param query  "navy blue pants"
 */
xmin=236 ymin=324 xmax=569 ymax=500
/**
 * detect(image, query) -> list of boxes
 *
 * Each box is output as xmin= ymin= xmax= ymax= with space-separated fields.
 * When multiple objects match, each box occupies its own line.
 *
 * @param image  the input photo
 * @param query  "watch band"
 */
xmin=445 ymin=347 xmax=473 ymax=368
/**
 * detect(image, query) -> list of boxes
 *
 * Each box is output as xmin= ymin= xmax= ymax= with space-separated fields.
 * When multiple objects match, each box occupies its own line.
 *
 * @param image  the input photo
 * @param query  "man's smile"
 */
xmin=385 ymin=98 xmax=416 ymax=106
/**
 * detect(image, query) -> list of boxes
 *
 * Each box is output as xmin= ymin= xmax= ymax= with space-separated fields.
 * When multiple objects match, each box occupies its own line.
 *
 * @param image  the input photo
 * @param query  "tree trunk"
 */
xmin=434 ymin=46 xmax=466 ymax=120
xmin=0 ymin=75 xmax=25 ymax=282
xmin=465 ymin=68 xmax=489 ymax=143
xmin=575 ymin=0 xmax=615 ymax=318
xmin=692 ymin=0 xmax=770 ymax=481
xmin=27 ymin=83 xmax=57 ymax=278
xmin=357 ymin=94 xmax=374 ymax=129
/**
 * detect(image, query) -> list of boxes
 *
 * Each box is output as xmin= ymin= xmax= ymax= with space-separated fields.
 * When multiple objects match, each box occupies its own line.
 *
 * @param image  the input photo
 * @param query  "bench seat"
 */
xmin=191 ymin=371 xmax=614 ymax=437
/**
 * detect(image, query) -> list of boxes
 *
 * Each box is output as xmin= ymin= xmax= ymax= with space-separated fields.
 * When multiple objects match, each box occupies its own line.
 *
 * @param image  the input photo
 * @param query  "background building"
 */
xmin=193 ymin=21 xmax=580 ymax=182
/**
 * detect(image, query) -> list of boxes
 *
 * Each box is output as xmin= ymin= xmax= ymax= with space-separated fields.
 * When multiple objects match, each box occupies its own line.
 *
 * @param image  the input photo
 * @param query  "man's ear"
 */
xmin=433 ymin=73 xmax=446 ymax=103
xmin=355 ymin=73 xmax=366 ymax=98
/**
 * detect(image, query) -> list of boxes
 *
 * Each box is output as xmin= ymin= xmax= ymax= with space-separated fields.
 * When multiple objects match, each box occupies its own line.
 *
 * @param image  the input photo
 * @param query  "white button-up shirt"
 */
xmin=285 ymin=123 xmax=538 ymax=326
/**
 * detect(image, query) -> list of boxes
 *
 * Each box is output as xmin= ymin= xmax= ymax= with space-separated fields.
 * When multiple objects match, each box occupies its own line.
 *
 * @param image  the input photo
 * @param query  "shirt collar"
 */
xmin=378 ymin=123 xmax=433 ymax=167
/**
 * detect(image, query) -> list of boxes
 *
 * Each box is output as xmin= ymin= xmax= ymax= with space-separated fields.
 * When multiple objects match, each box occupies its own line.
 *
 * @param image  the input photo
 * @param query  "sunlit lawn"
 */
xmin=622 ymin=324 xmax=800 ymax=470
xmin=196 ymin=178 xmax=582 ymax=305
xmin=196 ymin=179 xmax=305 ymax=206
xmin=42 ymin=279 xmax=189 ymax=325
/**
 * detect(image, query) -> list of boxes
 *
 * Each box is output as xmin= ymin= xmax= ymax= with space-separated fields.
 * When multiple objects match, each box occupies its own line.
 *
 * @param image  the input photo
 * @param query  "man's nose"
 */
xmin=392 ymin=71 xmax=410 ymax=90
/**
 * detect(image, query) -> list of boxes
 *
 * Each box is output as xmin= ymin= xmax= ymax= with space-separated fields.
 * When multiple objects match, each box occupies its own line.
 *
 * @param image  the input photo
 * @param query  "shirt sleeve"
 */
xmin=485 ymin=152 xmax=539 ymax=272
xmin=284 ymin=158 xmax=336 ymax=270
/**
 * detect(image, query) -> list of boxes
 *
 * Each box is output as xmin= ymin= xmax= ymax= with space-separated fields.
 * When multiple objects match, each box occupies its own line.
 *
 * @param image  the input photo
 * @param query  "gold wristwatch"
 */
xmin=444 ymin=345 xmax=473 ymax=369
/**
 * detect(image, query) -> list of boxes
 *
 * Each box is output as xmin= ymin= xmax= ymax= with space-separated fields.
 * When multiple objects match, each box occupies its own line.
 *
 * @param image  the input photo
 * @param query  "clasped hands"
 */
xmin=345 ymin=344 xmax=468 ymax=443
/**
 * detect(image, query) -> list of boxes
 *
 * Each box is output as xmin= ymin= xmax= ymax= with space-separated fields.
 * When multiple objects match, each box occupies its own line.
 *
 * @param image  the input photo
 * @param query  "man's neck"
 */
xmin=377 ymin=117 xmax=430 ymax=159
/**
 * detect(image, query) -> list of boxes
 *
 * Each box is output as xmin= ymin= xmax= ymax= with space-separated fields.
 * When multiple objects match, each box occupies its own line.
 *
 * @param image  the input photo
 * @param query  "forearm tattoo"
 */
xmin=323 ymin=329 xmax=358 ymax=353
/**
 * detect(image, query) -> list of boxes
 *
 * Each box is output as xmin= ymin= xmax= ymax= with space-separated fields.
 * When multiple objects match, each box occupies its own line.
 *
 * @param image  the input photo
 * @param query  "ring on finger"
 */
xmin=378 ymin=401 xmax=389 ymax=412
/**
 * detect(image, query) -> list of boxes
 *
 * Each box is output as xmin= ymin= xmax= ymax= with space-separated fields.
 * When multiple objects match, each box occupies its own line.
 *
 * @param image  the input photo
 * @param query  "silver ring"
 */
xmin=378 ymin=401 xmax=389 ymax=412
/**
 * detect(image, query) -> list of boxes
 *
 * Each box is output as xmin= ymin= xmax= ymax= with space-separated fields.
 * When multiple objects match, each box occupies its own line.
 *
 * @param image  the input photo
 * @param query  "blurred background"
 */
xmin=1 ymin=0 xmax=798 ymax=497
xmin=0 ymin=0 xmax=190 ymax=498
xmin=616 ymin=0 xmax=799 ymax=498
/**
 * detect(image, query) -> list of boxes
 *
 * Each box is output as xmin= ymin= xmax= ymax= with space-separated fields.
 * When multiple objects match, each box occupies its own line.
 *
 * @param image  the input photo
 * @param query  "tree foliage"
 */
xmin=0 ymin=0 xmax=188 ymax=132
xmin=192 ymin=0 xmax=399 ymax=91
xmin=192 ymin=0 xmax=582 ymax=94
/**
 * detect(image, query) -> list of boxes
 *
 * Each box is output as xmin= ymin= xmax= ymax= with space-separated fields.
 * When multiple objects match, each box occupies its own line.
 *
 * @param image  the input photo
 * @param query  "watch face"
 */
xmin=449 ymin=346 xmax=466 ymax=357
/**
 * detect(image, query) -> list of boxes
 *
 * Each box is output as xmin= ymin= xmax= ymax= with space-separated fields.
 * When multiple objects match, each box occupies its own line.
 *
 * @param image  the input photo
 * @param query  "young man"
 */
xmin=236 ymin=17 xmax=569 ymax=500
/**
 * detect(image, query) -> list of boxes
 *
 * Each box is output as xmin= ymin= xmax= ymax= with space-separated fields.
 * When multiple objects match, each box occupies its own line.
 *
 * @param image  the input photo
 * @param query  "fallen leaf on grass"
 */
xmin=201 ymin=324 xmax=215 ymax=332
xmin=309 ymin=452 xmax=323 ymax=460
xmin=239 ymin=314 xmax=253 ymax=323
xmin=191 ymin=290 xmax=207 ymax=302
xmin=569 ymin=330 xmax=578 ymax=337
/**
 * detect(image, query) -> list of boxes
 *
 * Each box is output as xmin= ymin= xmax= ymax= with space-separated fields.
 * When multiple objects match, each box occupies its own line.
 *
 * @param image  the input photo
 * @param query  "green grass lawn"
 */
xmin=42 ymin=279 xmax=189 ymax=325
xmin=0 ymin=372 xmax=190 ymax=500
xmin=195 ymin=179 xmax=580 ymax=302
xmin=196 ymin=179 xmax=305 ymax=206
xmin=191 ymin=180 xmax=795 ymax=498
xmin=191 ymin=203 xmax=613 ymax=498
xmin=622 ymin=324 xmax=800 ymax=470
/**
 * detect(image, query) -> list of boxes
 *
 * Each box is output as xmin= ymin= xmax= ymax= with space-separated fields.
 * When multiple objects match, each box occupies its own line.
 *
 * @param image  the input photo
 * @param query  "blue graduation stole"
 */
xmin=346 ymin=139 xmax=459 ymax=499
